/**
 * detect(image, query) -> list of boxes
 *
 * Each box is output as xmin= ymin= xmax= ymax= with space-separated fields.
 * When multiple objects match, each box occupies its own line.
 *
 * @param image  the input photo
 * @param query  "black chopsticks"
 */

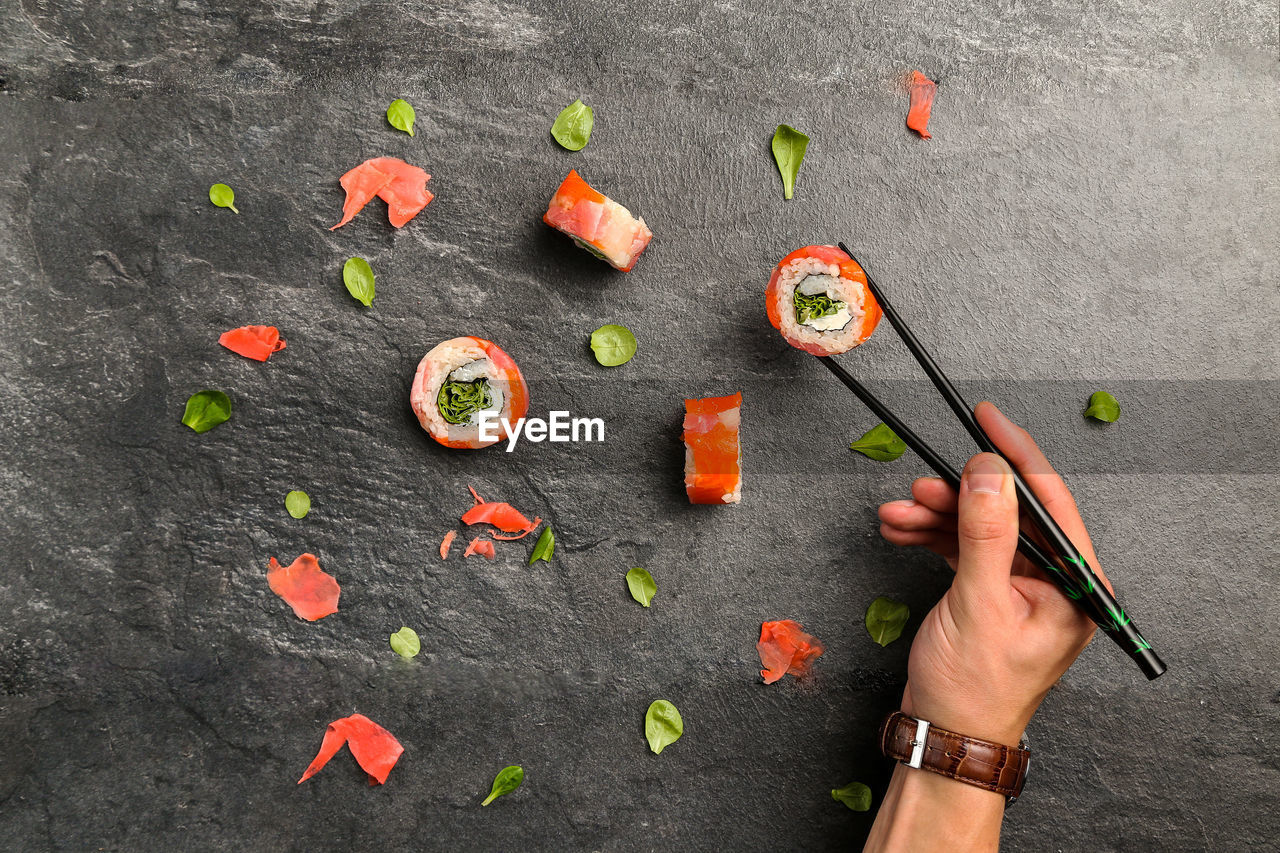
xmin=828 ymin=243 xmax=1165 ymax=680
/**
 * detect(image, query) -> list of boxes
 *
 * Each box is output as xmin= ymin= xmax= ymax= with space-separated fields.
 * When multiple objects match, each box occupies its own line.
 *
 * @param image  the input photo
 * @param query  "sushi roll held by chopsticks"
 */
xmin=410 ymin=336 xmax=530 ymax=450
xmin=766 ymin=245 xmax=882 ymax=355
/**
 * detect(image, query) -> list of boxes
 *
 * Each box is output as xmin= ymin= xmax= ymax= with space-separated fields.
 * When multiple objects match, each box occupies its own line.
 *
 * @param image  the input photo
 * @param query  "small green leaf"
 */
xmin=590 ymin=324 xmax=637 ymax=367
xmin=865 ymin=596 xmax=910 ymax=647
xmin=625 ymin=568 xmax=656 ymax=607
xmin=831 ymin=781 xmax=872 ymax=812
xmin=181 ymin=390 xmax=232 ymax=433
xmin=389 ymin=626 xmax=420 ymax=659
xmin=208 ymin=183 xmax=239 ymax=213
xmin=386 ymin=98 xmax=416 ymax=136
xmin=285 ymin=490 xmax=311 ymax=519
xmin=529 ymin=527 xmax=555 ymax=564
xmin=850 ymin=423 xmax=907 ymax=461
xmin=551 ymin=99 xmax=594 ymax=151
xmin=1084 ymin=391 xmax=1120 ymax=422
xmin=481 ymin=765 xmax=524 ymax=806
xmin=644 ymin=699 xmax=683 ymax=755
xmin=771 ymin=124 xmax=809 ymax=200
xmin=343 ymin=257 xmax=376 ymax=307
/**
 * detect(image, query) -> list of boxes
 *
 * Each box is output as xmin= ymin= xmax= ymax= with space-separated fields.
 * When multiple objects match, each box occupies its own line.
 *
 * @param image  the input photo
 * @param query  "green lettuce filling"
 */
xmin=794 ymin=291 xmax=846 ymax=324
xmin=437 ymin=379 xmax=494 ymax=425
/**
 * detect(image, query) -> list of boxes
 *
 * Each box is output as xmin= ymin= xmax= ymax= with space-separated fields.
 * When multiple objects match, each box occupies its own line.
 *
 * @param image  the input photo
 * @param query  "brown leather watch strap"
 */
xmin=879 ymin=711 xmax=1030 ymax=803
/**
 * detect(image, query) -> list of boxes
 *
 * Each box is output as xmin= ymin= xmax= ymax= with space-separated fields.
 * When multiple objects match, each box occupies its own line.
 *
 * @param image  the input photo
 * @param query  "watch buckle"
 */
xmin=905 ymin=718 xmax=930 ymax=769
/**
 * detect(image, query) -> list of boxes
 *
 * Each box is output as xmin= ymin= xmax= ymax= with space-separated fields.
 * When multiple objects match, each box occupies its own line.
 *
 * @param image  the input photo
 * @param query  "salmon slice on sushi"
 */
xmin=766 ymin=245 xmax=882 ymax=355
xmin=683 ymin=392 xmax=742 ymax=504
xmin=543 ymin=169 xmax=653 ymax=271
xmin=410 ymin=337 xmax=530 ymax=450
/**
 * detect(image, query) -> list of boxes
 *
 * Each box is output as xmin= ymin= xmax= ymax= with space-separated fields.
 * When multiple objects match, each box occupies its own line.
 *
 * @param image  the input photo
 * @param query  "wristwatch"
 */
xmin=878 ymin=711 xmax=1030 ymax=805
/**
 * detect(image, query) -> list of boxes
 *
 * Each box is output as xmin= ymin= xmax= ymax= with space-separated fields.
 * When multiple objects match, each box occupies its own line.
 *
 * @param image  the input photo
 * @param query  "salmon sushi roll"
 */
xmin=766 ymin=245 xmax=882 ymax=356
xmin=410 ymin=337 xmax=530 ymax=450
xmin=683 ymin=392 xmax=742 ymax=504
xmin=543 ymin=169 xmax=653 ymax=271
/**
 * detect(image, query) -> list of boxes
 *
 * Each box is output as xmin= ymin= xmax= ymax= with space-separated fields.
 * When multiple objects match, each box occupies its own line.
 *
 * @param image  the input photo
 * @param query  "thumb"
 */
xmin=954 ymin=453 xmax=1020 ymax=605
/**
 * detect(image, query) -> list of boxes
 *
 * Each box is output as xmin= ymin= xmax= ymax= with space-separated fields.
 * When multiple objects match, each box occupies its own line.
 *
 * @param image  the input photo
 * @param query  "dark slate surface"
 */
xmin=1 ymin=2 xmax=1277 ymax=850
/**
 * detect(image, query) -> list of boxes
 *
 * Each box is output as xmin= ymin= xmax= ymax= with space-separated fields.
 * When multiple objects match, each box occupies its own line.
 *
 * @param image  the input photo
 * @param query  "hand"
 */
xmin=876 ymin=402 xmax=1111 ymax=746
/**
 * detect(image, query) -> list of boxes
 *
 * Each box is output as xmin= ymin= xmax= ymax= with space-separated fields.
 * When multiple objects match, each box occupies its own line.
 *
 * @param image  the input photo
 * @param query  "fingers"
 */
xmin=953 ymin=453 xmax=1020 ymax=606
xmin=878 ymin=523 xmax=959 ymax=563
xmin=878 ymin=500 xmax=957 ymax=532
xmin=974 ymin=402 xmax=1099 ymax=568
xmin=911 ymin=477 xmax=958 ymax=514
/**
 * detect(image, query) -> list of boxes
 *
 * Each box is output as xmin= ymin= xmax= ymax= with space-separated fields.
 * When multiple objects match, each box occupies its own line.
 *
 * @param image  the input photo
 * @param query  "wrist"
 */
xmin=900 ymin=691 xmax=1032 ymax=747
xmin=865 ymin=764 xmax=1004 ymax=852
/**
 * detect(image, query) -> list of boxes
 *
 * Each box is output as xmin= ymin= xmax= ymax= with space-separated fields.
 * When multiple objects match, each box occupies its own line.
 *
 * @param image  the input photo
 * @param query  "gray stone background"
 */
xmin=1 ymin=1 xmax=1277 ymax=850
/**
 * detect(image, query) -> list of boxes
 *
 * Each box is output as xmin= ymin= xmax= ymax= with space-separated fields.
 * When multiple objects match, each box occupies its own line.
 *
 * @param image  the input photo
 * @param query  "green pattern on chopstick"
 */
xmin=1044 ymin=564 xmax=1082 ymax=600
xmin=1132 ymin=635 xmax=1153 ymax=653
xmin=1105 ymin=607 xmax=1131 ymax=631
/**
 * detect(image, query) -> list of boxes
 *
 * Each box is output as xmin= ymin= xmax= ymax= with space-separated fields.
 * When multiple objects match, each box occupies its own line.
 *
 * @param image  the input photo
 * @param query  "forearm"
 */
xmin=863 ymin=764 xmax=1005 ymax=853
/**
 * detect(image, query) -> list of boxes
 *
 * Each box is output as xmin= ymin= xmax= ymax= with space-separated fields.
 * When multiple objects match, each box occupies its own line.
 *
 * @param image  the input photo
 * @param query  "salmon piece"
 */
xmin=758 ymin=620 xmax=825 ymax=684
xmin=298 ymin=714 xmax=404 ymax=786
xmin=330 ymin=157 xmax=433 ymax=230
xmin=543 ymin=169 xmax=653 ymax=271
xmin=439 ymin=530 xmax=457 ymax=559
xmin=906 ymin=71 xmax=937 ymax=139
xmin=218 ymin=325 xmax=286 ymax=361
xmin=267 ymin=554 xmax=340 ymax=621
xmin=463 ymin=536 xmax=496 ymax=559
xmin=682 ymin=392 xmax=742 ymax=504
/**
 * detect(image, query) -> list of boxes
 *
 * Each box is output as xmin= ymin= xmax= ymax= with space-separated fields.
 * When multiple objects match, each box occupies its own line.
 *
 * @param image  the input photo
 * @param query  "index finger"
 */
xmin=974 ymin=401 xmax=1102 ymax=576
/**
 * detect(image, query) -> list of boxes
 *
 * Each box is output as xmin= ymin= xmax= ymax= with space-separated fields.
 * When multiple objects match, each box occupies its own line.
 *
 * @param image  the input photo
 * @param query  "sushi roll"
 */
xmin=766 ymin=245 xmax=882 ymax=356
xmin=543 ymin=169 xmax=653 ymax=271
xmin=682 ymin=392 xmax=742 ymax=504
xmin=410 ymin=337 xmax=530 ymax=450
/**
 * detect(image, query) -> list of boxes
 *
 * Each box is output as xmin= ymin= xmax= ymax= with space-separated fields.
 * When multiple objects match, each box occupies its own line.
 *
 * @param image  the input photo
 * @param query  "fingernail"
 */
xmin=965 ymin=455 xmax=1007 ymax=495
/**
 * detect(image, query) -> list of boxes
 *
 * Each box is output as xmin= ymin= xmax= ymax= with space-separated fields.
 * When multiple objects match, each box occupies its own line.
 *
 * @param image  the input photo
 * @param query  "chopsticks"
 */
xmin=827 ymin=243 xmax=1166 ymax=680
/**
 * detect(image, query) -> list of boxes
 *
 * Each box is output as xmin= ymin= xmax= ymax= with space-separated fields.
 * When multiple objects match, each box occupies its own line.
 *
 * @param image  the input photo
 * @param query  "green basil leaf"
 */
xmin=389 ymin=626 xmax=420 ymax=659
xmin=865 ymin=596 xmax=910 ymax=647
xmin=590 ymin=324 xmax=637 ymax=367
xmin=831 ymin=781 xmax=872 ymax=811
xmin=386 ymin=98 xmax=416 ymax=136
xmin=771 ymin=124 xmax=809 ymax=200
xmin=529 ymin=526 xmax=555 ymax=564
xmin=343 ymin=257 xmax=376 ymax=307
xmin=850 ymin=423 xmax=907 ymax=461
xmin=645 ymin=699 xmax=683 ymax=755
xmin=181 ymin=390 xmax=231 ymax=433
xmin=551 ymin=99 xmax=594 ymax=151
xmin=285 ymin=490 xmax=311 ymax=519
xmin=626 ymin=568 xmax=656 ymax=607
xmin=481 ymin=765 xmax=524 ymax=806
xmin=208 ymin=183 xmax=239 ymax=214
xmin=1084 ymin=390 xmax=1120 ymax=422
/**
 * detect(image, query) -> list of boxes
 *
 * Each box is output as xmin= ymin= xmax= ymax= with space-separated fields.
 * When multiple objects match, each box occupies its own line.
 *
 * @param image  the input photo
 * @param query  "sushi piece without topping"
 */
xmin=683 ymin=392 xmax=742 ymax=505
xmin=766 ymin=245 xmax=882 ymax=356
xmin=410 ymin=336 xmax=530 ymax=450
xmin=543 ymin=169 xmax=652 ymax=271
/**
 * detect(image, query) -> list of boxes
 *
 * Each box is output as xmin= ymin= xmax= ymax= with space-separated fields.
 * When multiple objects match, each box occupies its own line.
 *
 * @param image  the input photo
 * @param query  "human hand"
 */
xmin=876 ymin=402 xmax=1111 ymax=746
